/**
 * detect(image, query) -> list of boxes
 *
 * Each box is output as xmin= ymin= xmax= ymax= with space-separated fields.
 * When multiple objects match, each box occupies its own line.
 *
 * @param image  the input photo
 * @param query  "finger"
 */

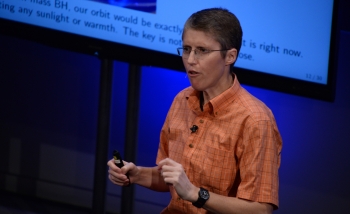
xmin=107 ymin=159 xmax=121 ymax=171
xmin=108 ymin=159 xmax=131 ymax=175
xmin=158 ymin=158 xmax=171 ymax=166
xmin=120 ymin=161 xmax=133 ymax=175
xmin=122 ymin=160 xmax=129 ymax=165
xmin=160 ymin=163 xmax=180 ymax=174
xmin=159 ymin=170 xmax=173 ymax=186
xmin=158 ymin=158 xmax=177 ymax=169
xmin=108 ymin=169 xmax=128 ymax=180
xmin=108 ymin=174 xmax=129 ymax=186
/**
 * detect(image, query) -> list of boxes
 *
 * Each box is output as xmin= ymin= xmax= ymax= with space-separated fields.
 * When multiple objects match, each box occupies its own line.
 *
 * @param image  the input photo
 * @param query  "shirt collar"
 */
xmin=186 ymin=73 xmax=241 ymax=117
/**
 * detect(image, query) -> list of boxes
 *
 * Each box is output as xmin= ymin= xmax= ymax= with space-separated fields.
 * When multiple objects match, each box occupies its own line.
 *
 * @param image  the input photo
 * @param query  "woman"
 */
xmin=108 ymin=8 xmax=282 ymax=214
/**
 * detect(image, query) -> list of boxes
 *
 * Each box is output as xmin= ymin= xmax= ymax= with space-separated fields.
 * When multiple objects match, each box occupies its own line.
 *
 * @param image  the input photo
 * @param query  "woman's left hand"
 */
xmin=157 ymin=158 xmax=198 ymax=202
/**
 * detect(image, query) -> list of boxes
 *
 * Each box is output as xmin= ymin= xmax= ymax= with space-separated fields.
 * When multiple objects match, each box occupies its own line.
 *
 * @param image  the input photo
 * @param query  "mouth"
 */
xmin=187 ymin=70 xmax=199 ymax=76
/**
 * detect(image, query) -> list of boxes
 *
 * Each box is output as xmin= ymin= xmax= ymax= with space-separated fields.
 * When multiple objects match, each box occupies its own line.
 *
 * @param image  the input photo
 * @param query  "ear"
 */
xmin=225 ymin=48 xmax=237 ymax=66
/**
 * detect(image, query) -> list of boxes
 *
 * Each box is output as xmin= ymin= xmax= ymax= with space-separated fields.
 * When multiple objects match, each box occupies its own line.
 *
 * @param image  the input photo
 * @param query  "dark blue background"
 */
xmin=0 ymin=1 xmax=349 ymax=212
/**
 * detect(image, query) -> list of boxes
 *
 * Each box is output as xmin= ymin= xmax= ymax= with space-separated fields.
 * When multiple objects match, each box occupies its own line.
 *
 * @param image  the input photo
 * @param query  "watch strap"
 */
xmin=192 ymin=187 xmax=209 ymax=208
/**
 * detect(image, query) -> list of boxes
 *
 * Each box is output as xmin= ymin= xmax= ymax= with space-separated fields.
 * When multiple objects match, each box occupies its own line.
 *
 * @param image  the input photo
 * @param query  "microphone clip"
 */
xmin=190 ymin=125 xmax=198 ymax=133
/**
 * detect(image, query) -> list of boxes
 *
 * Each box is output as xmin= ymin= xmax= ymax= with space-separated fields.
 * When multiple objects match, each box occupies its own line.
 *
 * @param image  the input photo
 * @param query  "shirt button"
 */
xmin=189 ymin=144 xmax=194 ymax=148
xmin=200 ymin=119 xmax=204 ymax=123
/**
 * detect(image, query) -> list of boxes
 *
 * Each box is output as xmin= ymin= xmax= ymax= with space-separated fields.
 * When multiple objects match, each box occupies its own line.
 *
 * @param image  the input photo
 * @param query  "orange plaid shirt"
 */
xmin=156 ymin=74 xmax=282 ymax=214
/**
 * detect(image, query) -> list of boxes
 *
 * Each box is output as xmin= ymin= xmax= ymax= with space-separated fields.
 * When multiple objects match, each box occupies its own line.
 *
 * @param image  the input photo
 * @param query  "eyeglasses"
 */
xmin=177 ymin=47 xmax=230 ymax=59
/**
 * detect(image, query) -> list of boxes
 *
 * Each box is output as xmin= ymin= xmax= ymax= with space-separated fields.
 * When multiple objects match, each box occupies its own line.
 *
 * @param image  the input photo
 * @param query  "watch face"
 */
xmin=200 ymin=189 xmax=210 ymax=200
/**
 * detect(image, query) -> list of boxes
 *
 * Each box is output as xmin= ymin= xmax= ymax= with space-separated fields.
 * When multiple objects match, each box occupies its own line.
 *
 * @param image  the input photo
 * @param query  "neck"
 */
xmin=202 ymin=73 xmax=234 ymax=105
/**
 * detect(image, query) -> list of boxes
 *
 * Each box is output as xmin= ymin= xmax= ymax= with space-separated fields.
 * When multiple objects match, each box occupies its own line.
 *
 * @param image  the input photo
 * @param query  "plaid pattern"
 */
xmin=157 ymin=75 xmax=282 ymax=213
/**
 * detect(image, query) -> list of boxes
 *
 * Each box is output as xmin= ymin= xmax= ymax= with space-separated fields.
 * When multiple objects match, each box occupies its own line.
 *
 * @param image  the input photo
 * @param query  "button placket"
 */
xmin=188 ymin=117 xmax=205 ymax=148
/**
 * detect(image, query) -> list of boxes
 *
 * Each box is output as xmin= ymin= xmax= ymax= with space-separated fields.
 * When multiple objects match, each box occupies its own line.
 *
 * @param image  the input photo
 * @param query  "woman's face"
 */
xmin=182 ymin=29 xmax=236 ymax=98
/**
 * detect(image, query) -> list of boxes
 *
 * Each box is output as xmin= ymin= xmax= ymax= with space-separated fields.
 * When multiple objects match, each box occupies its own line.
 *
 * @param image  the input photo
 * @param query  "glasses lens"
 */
xmin=178 ymin=48 xmax=191 ymax=58
xmin=177 ymin=48 xmax=182 ymax=56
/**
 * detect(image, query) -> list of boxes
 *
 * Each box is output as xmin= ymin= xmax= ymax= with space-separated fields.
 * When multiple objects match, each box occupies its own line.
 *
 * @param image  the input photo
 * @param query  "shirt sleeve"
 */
xmin=156 ymin=96 xmax=177 ymax=165
xmin=156 ymin=115 xmax=170 ymax=165
xmin=236 ymin=118 xmax=282 ymax=209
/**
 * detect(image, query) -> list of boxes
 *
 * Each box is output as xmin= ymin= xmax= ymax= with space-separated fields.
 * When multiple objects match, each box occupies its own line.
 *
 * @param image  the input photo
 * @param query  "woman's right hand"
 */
xmin=107 ymin=159 xmax=137 ymax=186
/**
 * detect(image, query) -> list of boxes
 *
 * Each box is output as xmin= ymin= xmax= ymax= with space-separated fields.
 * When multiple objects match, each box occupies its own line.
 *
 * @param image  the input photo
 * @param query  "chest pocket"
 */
xmin=168 ymin=128 xmax=187 ymax=163
xmin=196 ymin=131 xmax=239 ymax=195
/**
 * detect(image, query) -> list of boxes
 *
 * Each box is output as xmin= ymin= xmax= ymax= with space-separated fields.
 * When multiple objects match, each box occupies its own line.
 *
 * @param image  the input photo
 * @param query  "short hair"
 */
xmin=183 ymin=8 xmax=243 ymax=66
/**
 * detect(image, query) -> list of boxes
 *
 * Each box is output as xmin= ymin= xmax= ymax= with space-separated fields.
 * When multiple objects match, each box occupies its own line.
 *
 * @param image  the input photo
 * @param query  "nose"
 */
xmin=186 ymin=50 xmax=197 ymax=64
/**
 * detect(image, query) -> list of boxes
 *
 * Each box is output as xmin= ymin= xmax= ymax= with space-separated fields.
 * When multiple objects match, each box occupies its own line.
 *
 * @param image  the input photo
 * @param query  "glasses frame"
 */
xmin=177 ymin=47 xmax=230 ymax=59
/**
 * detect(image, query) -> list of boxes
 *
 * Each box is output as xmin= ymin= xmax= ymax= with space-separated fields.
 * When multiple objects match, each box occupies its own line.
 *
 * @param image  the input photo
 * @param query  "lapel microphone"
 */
xmin=190 ymin=125 xmax=198 ymax=133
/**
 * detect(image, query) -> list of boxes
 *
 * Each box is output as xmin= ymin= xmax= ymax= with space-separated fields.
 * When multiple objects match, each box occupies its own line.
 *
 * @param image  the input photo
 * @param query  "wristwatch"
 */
xmin=192 ymin=187 xmax=210 ymax=208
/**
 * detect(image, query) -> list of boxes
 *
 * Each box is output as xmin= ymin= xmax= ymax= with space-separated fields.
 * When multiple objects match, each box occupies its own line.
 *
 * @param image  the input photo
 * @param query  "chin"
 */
xmin=190 ymin=84 xmax=205 ymax=92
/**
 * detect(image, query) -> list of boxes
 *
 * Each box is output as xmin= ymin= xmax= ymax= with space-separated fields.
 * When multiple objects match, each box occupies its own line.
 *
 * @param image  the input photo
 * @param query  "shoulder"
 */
xmin=174 ymin=86 xmax=193 ymax=98
xmin=166 ymin=86 xmax=194 ymax=114
xmin=235 ymin=87 xmax=274 ymax=122
xmin=170 ymin=86 xmax=194 ymax=104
